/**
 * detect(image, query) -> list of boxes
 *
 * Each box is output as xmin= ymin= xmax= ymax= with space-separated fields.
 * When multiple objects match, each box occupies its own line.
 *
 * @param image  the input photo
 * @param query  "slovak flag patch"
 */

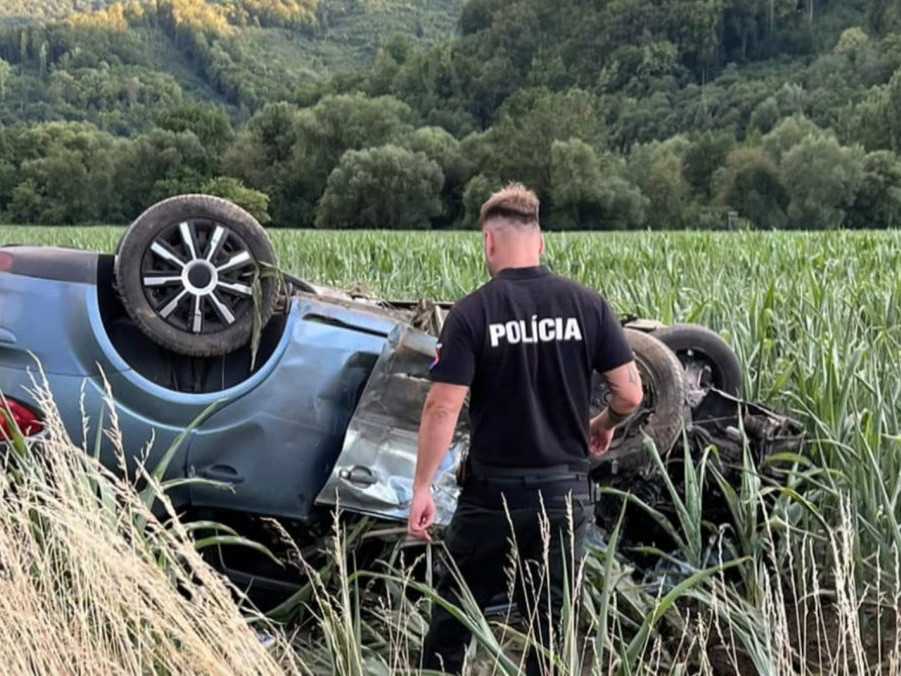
xmin=430 ymin=343 xmax=442 ymax=370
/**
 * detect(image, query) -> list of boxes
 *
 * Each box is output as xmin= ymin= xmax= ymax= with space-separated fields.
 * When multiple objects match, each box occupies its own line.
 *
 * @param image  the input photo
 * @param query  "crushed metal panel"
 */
xmin=316 ymin=325 xmax=467 ymax=526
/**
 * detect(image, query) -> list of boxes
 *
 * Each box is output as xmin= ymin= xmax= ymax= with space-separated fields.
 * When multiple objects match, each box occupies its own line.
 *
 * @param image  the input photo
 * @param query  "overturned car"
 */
xmin=0 ymin=195 xmax=804 ymax=600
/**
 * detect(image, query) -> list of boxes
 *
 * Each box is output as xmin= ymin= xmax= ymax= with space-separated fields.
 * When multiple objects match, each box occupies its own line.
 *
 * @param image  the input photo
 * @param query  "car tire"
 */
xmin=114 ymin=194 xmax=278 ymax=357
xmin=652 ymin=324 xmax=743 ymax=396
xmin=590 ymin=329 xmax=686 ymax=476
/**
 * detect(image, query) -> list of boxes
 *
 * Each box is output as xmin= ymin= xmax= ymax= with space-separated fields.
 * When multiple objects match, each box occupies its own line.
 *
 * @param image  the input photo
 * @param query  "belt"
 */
xmin=468 ymin=458 xmax=588 ymax=486
xmin=463 ymin=458 xmax=593 ymax=509
xmin=461 ymin=482 xmax=591 ymax=510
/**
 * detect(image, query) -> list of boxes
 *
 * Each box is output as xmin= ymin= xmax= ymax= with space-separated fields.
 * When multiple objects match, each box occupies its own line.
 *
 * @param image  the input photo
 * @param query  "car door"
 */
xmin=315 ymin=325 xmax=468 ymax=527
xmin=186 ymin=296 xmax=396 ymax=522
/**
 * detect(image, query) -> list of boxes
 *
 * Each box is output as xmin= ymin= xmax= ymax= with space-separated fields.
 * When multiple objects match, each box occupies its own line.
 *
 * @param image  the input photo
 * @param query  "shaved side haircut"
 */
xmin=480 ymin=183 xmax=541 ymax=229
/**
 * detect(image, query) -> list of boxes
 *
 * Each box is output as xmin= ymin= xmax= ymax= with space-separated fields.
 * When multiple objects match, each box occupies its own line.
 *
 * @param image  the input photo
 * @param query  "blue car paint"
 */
xmin=186 ymin=300 xmax=390 ymax=519
xmin=0 ymin=255 xmax=408 ymax=523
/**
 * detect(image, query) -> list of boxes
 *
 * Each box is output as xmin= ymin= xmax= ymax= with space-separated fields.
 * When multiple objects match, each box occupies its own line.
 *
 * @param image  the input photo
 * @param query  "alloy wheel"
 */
xmin=140 ymin=219 xmax=258 ymax=335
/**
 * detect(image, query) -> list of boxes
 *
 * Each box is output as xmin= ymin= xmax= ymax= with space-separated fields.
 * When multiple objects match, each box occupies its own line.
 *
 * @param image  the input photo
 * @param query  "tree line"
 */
xmin=1 ymin=0 xmax=901 ymax=229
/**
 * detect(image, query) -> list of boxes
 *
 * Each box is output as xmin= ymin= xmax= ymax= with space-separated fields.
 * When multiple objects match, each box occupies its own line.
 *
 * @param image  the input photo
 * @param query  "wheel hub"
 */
xmin=184 ymin=260 xmax=217 ymax=295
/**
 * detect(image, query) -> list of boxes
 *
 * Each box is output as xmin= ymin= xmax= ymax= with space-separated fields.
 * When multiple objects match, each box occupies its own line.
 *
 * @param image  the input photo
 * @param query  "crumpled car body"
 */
xmin=316 ymin=326 xmax=467 ymax=526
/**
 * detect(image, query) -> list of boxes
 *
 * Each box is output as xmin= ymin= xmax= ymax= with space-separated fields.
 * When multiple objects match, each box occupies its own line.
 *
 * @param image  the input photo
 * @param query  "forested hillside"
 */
xmin=1 ymin=0 xmax=900 ymax=229
xmin=0 ymin=1 xmax=113 ymax=27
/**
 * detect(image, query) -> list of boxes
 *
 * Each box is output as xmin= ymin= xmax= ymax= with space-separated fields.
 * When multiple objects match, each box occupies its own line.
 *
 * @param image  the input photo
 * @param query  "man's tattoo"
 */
xmin=627 ymin=363 xmax=639 ymax=385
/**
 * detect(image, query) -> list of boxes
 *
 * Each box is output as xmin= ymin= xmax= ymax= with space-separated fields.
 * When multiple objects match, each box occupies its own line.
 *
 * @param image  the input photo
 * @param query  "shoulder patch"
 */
xmin=430 ymin=342 xmax=442 ymax=370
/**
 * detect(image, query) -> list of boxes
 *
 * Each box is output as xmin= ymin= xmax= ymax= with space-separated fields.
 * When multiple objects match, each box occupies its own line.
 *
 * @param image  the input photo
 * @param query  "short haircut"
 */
xmin=479 ymin=183 xmax=540 ymax=229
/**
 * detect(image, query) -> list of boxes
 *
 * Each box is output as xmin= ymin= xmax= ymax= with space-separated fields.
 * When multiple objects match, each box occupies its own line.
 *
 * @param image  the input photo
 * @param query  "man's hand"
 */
xmin=408 ymin=488 xmax=436 ymax=541
xmin=409 ymin=383 xmax=468 ymax=542
xmin=589 ymin=361 xmax=643 ymax=459
xmin=589 ymin=410 xmax=616 ymax=457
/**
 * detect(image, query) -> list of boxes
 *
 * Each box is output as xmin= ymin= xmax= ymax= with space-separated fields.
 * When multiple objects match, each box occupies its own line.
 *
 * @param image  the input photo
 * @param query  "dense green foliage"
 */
xmin=2 ymin=0 xmax=901 ymax=228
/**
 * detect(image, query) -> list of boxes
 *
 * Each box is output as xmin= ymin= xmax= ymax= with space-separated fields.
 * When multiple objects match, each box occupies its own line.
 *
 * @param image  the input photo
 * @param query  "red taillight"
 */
xmin=0 ymin=397 xmax=43 ymax=441
xmin=0 ymin=251 xmax=14 ymax=272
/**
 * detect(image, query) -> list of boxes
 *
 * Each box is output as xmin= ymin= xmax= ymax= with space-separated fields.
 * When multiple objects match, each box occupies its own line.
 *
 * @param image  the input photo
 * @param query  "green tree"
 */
xmin=315 ymin=145 xmax=444 ymax=230
xmin=883 ymin=67 xmax=901 ymax=152
xmin=8 ymin=180 xmax=40 ymax=223
xmin=477 ymin=88 xmax=606 ymax=206
xmin=461 ymin=173 xmax=504 ymax=228
xmin=399 ymin=126 xmax=476 ymax=228
xmin=5 ymin=123 xmax=121 ymax=224
xmin=749 ymin=97 xmax=780 ymax=134
xmin=762 ymin=114 xmax=822 ymax=163
xmin=549 ymin=138 xmax=605 ymax=229
xmin=290 ymin=93 xmax=416 ymax=226
xmin=0 ymin=158 xmax=15 ymax=217
xmin=459 ymin=0 xmax=503 ymax=35
xmin=155 ymin=103 xmax=234 ymax=153
xmin=222 ymin=102 xmax=301 ymax=225
xmin=683 ymin=131 xmax=735 ymax=198
xmin=548 ymin=138 xmax=647 ymax=229
xmin=200 ymin=176 xmax=271 ymax=224
xmin=856 ymin=85 xmax=892 ymax=152
xmin=835 ymin=27 xmax=870 ymax=62
xmin=781 ymin=134 xmax=866 ymax=228
xmin=116 ymin=128 xmax=210 ymax=218
xmin=0 ymin=58 xmax=9 ymax=101
xmin=628 ymin=137 xmax=692 ymax=229
xmin=595 ymin=175 xmax=649 ymax=230
xmin=847 ymin=150 xmax=901 ymax=228
xmin=715 ymin=147 xmax=789 ymax=229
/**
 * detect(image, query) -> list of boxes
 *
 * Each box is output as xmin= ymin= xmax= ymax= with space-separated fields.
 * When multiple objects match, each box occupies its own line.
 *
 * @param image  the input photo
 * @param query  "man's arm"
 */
xmin=408 ymin=382 xmax=469 ymax=541
xmin=599 ymin=361 xmax=644 ymax=426
xmin=589 ymin=361 xmax=643 ymax=456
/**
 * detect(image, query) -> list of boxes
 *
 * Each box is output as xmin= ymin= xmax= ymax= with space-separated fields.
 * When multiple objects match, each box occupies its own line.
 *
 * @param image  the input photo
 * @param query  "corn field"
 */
xmin=0 ymin=226 xmax=899 ymax=674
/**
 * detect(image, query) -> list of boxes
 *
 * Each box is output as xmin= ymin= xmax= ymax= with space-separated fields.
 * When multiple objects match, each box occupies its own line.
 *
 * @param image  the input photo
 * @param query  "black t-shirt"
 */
xmin=429 ymin=265 xmax=634 ymax=470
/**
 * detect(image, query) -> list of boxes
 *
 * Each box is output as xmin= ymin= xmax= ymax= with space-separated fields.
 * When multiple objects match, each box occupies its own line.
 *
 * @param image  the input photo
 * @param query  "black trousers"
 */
xmin=420 ymin=490 xmax=589 ymax=675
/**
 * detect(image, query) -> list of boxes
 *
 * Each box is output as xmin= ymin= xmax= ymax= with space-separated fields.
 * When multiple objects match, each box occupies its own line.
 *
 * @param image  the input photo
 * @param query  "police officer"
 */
xmin=408 ymin=183 xmax=644 ymax=675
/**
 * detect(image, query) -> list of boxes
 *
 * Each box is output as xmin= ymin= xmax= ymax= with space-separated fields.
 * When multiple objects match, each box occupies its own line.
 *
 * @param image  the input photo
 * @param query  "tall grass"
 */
xmin=0 ymin=378 xmax=303 ymax=675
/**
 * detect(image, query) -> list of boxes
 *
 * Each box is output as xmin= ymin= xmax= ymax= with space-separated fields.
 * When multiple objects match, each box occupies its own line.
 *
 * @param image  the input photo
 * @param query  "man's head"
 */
xmin=479 ymin=183 xmax=544 ymax=277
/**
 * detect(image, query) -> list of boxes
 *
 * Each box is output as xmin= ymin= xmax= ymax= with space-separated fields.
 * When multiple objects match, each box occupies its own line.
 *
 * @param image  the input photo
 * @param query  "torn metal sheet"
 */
xmin=316 ymin=325 xmax=468 ymax=526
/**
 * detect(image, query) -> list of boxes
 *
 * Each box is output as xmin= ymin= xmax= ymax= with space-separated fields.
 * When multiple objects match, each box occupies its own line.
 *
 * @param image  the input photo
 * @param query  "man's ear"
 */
xmin=539 ymin=231 xmax=546 ymax=256
xmin=484 ymin=228 xmax=493 ymax=257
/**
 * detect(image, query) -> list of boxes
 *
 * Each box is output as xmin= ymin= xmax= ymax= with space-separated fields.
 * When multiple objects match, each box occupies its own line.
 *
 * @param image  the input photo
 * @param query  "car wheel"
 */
xmin=114 ymin=194 xmax=278 ymax=357
xmin=652 ymin=324 xmax=743 ymax=398
xmin=590 ymin=329 xmax=686 ymax=476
